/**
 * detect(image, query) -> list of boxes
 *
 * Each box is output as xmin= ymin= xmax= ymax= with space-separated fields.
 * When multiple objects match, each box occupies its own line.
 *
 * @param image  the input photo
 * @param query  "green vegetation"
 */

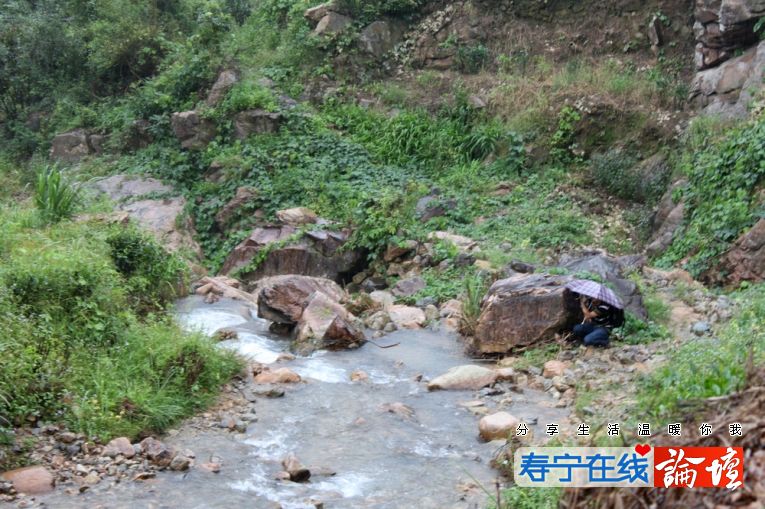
xmin=34 ymin=166 xmax=81 ymax=224
xmin=659 ymin=114 xmax=765 ymax=277
xmin=491 ymin=486 xmax=561 ymax=509
xmin=637 ymin=283 xmax=765 ymax=420
xmin=0 ymin=204 xmax=239 ymax=462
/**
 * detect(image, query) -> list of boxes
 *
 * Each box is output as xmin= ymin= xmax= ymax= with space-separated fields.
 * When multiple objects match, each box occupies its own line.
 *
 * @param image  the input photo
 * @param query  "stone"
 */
xmin=102 ymin=437 xmax=135 ymax=459
xmin=478 ymin=412 xmax=520 ymax=442
xmin=692 ymin=321 xmax=712 ymax=336
xmin=233 ymin=110 xmax=284 ymax=139
xmin=646 ymin=180 xmax=687 ymax=257
xmin=169 ymin=455 xmax=191 ymax=471
xmin=350 ymin=370 xmax=369 ymax=382
xmin=427 ymin=231 xmax=479 ymax=252
xmin=193 ymin=276 xmax=258 ymax=307
xmin=384 ymin=240 xmax=417 ymax=262
xmin=387 ymin=305 xmax=426 ymax=329
xmin=424 ymin=304 xmax=439 ymax=322
xmin=647 ymin=15 xmax=663 ymax=47
xmin=295 ymin=291 xmax=365 ymax=354
xmin=314 ymin=12 xmax=352 ymax=36
xmin=380 ymin=402 xmax=415 ymax=420
xmin=254 ymin=367 xmax=302 ymax=384
xmin=256 ymin=275 xmax=346 ymax=325
xmin=282 ymin=455 xmax=311 ymax=482
xmin=716 ymin=218 xmax=765 ymax=284
xmin=304 ymin=2 xmax=333 ymax=24
xmin=1 ymin=466 xmax=54 ymax=495
xmin=140 ymin=437 xmax=174 ymax=467
xmin=214 ymin=186 xmax=258 ymax=229
xmin=691 ymin=40 xmax=765 ymax=118
xmin=368 ymin=290 xmax=395 ymax=310
xmin=358 ymin=20 xmax=406 ymax=58
xmin=171 ymin=110 xmax=216 ymax=150
xmin=391 ymin=276 xmax=426 ymax=298
xmin=58 ymin=431 xmax=77 ymax=444
xmin=221 ymin=226 xmax=362 ymax=284
xmin=92 ymin=175 xmax=202 ymax=258
xmin=558 ymin=251 xmax=647 ymax=318
xmin=365 ymin=310 xmax=391 ymax=330
xmin=275 ymin=207 xmax=318 ymax=225
xmin=472 ymin=273 xmax=580 ymax=355
xmin=49 ymin=129 xmax=93 ymax=162
xmin=427 ymin=365 xmax=498 ymax=391
xmin=206 ymin=69 xmax=239 ymax=107
xmin=543 ymin=360 xmax=567 ymax=378
xmin=693 ymin=0 xmax=765 ymax=69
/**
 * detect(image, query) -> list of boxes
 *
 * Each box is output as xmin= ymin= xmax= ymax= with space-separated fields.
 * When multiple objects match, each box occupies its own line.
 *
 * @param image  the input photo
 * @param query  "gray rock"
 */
xmin=49 ymin=129 xmax=94 ymax=162
xmin=391 ymin=276 xmax=426 ymax=298
xmin=314 ymin=12 xmax=352 ymax=36
xmin=233 ymin=110 xmax=284 ymax=139
xmin=358 ymin=20 xmax=406 ymax=58
xmin=692 ymin=321 xmax=711 ymax=336
xmin=171 ymin=110 xmax=216 ymax=150
xmin=206 ymin=69 xmax=239 ymax=107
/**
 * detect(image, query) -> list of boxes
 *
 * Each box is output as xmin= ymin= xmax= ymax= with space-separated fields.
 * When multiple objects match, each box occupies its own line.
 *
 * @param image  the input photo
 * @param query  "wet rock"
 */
xmin=171 ymin=110 xmax=216 ymax=150
xmin=206 ymin=69 xmax=239 ymax=107
xmin=388 ymin=305 xmax=426 ymax=329
xmin=380 ymin=402 xmax=416 ymax=420
xmin=275 ymin=470 xmax=291 ymax=481
xmin=472 ymin=273 xmax=580 ymax=354
xmin=199 ymin=462 xmax=221 ymax=474
xmin=222 ymin=226 xmax=361 ymax=284
xmin=364 ymin=310 xmax=391 ymax=330
xmin=295 ymin=291 xmax=365 ymax=353
xmin=140 ymin=438 xmax=174 ymax=468
xmin=169 ymin=454 xmax=191 ymax=471
xmin=282 ymin=455 xmax=311 ymax=482
xmin=255 ymin=367 xmax=302 ymax=384
xmin=194 ymin=276 xmax=258 ymax=307
xmin=256 ymin=275 xmax=346 ymax=324
xmin=255 ymin=387 xmax=285 ymax=398
xmin=350 ymin=370 xmax=369 ymax=382
xmin=1 ymin=466 xmax=54 ymax=495
xmin=479 ymin=412 xmax=520 ymax=442
xmin=424 ymin=304 xmax=439 ymax=322
xmin=391 ymin=276 xmax=426 ymax=298
xmin=428 ymin=365 xmax=497 ymax=391
xmin=234 ymin=110 xmax=284 ymax=139
xmin=102 ymin=437 xmax=135 ymax=459
xmin=543 ymin=360 xmax=568 ymax=378
xmin=276 ymin=207 xmax=318 ymax=225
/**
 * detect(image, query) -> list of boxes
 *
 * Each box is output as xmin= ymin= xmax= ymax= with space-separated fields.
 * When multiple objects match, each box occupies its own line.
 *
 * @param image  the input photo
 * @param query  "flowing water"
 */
xmin=36 ymin=296 xmax=567 ymax=509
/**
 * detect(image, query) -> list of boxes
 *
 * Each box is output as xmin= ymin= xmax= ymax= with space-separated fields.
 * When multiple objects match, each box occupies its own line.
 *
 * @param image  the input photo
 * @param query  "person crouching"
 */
xmin=573 ymin=294 xmax=617 ymax=347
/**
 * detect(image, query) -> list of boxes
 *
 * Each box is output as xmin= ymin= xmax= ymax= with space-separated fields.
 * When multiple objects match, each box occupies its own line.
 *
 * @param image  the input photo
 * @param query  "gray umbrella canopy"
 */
xmin=565 ymin=279 xmax=624 ymax=309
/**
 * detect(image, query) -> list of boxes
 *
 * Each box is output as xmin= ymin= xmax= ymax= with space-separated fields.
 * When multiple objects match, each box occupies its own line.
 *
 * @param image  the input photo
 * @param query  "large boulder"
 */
xmin=92 ymin=175 xmax=202 ymax=258
xmin=690 ymin=40 xmax=765 ymax=118
xmin=714 ymin=218 xmax=765 ymax=285
xmin=358 ymin=20 xmax=407 ymax=59
xmin=233 ymin=109 xmax=284 ymax=140
xmin=427 ymin=365 xmax=498 ymax=391
xmin=49 ymin=129 xmax=94 ymax=162
xmin=646 ymin=179 xmax=687 ymax=257
xmin=206 ymin=69 xmax=239 ymax=107
xmin=1 ymin=466 xmax=54 ymax=494
xmin=314 ymin=12 xmax=352 ymax=36
xmin=194 ymin=276 xmax=259 ymax=307
xmin=694 ymin=0 xmax=765 ymax=69
xmin=558 ymin=251 xmax=647 ymax=318
xmin=256 ymin=275 xmax=346 ymax=325
xmin=171 ymin=110 xmax=216 ymax=150
xmin=221 ymin=225 xmax=362 ymax=285
xmin=471 ymin=273 xmax=580 ymax=355
xmin=295 ymin=291 xmax=365 ymax=353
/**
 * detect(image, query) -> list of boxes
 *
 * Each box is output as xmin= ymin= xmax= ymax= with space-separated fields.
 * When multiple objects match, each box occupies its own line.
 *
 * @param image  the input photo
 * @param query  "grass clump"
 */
xmin=34 ymin=165 xmax=80 ymax=224
xmin=636 ymin=283 xmax=765 ymax=420
xmin=491 ymin=486 xmax=561 ymax=509
xmin=0 ymin=206 xmax=240 ymax=456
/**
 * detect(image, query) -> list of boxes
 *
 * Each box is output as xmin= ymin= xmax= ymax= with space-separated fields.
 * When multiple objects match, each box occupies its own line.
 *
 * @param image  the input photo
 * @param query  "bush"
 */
xmin=456 ymin=44 xmax=489 ymax=74
xmin=590 ymin=149 xmax=669 ymax=203
xmin=34 ymin=166 xmax=80 ymax=224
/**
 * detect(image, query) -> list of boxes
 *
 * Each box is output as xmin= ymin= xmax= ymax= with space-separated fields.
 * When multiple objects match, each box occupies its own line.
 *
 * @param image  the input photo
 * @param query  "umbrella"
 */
xmin=565 ymin=279 xmax=624 ymax=309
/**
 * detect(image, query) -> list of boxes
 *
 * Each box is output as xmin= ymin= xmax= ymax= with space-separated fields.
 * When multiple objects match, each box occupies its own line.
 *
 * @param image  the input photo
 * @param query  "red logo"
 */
xmin=654 ymin=447 xmax=744 ymax=489
xmin=634 ymin=444 xmax=651 ymax=456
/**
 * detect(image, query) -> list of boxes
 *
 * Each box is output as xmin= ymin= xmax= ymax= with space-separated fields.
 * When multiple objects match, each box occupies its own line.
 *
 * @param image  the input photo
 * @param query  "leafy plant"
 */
xmin=550 ymin=106 xmax=581 ymax=164
xmin=459 ymin=272 xmax=488 ymax=336
xmin=34 ymin=165 xmax=80 ymax=224
xmin=456 ymin=43 xmax=489 ymax=74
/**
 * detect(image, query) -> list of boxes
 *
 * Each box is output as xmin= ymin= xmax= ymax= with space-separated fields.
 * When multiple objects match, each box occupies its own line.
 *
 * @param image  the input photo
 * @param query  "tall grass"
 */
xmin=34 ymin=165 xmax=80 ymax=223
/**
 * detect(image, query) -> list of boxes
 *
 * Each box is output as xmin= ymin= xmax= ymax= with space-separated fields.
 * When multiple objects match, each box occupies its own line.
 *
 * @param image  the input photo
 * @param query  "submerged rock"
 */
xmin=254 ymin=367 xmax=302 ymax=384
xmin=427 ymin=365 xmax=498 ymax=391
xmin=282 ymin=455 xmax=311 ymax=482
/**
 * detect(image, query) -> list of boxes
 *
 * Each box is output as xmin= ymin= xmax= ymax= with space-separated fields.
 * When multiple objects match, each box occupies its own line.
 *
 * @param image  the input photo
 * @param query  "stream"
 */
xmin=36 ymin=296 xmax=567 ymax=509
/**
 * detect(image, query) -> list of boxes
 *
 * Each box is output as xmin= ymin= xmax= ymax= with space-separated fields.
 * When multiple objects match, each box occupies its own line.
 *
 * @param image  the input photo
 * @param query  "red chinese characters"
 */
xmin=654 ymin=447 xmax=744 ymax=490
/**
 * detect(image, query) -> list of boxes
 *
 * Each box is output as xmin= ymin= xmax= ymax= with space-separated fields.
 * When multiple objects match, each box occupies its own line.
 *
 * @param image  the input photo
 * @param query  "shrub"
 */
xmin=456 ymin=44 xmax=489 ymax=74
xmin=34 ymin=166 xmax=80 ymax=224
xmin=590 ymin=149 xmax=670 ymax=203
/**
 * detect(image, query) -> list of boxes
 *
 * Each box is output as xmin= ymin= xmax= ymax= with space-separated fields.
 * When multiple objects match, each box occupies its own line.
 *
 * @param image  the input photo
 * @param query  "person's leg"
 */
xmin=584 ymin=326 xmax=610 ymax=347
xmin=573 ymin=323 xmax=595 ymax=339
